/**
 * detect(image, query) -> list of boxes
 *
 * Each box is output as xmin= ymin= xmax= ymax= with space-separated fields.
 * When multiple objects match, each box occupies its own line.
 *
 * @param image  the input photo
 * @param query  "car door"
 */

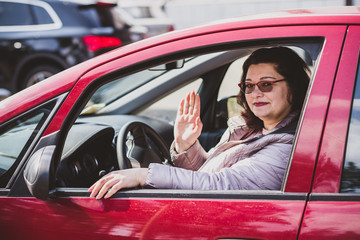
xmin=298 ymin=25 xmax=360 ymax=239
xmin=1 ymin=24 xmax=346 ymax=240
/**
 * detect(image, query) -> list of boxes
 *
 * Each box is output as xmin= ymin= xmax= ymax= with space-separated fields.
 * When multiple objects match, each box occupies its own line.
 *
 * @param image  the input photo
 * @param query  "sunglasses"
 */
xmin=238 ymin=79 xmax=286 ymax=94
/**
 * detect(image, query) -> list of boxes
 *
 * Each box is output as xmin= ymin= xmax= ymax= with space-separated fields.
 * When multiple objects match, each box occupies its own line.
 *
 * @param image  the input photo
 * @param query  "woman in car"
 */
xmin=89 ymin=46 xmax=310 ymax=199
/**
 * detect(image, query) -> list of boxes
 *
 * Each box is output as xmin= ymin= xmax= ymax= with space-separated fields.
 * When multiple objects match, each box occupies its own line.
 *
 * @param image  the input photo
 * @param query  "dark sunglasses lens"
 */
xmin=258 ymin=82 xmax=273 ymax=92
xmin=241 ymin=83 xmax=254 ymax=94
xmin=245 ymin=84 xmax=255 ymax=93
xmin=239 ymin=83 xmax=253 ymax=94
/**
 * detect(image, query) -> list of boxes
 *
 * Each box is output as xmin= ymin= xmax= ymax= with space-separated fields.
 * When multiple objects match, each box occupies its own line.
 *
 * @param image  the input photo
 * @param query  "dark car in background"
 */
xmin=0 ymin=0 xmax=147 ymax=94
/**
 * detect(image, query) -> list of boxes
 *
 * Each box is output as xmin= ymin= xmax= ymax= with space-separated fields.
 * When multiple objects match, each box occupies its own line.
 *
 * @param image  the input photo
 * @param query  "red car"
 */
xmin=1 ymin=6 xmax=360 ymax=240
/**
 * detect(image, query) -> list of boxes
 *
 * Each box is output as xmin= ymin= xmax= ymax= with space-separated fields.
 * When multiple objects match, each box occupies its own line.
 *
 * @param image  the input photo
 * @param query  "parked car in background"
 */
xmin=0 ymin=0 xmax=147 ymax=94
xmin=1 ymin=6 xmax=360 ymax=239
xmin=117 ymin=0 xmax=174 ymax=37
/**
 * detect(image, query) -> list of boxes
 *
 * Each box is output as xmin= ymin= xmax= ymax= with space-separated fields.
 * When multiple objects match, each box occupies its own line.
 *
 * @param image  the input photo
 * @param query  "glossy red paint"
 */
xmin=299 ymin=200 xmax=360 ymax=239
xmin=0 ymin=196 xmax=306 ymax=239
xmin=296 ymin=26 xmax=360 ymax=239
xmin=312 ymin=26 xmax=360 ymax=193
xmin=283 ymin=26 xmax=346 ymax=193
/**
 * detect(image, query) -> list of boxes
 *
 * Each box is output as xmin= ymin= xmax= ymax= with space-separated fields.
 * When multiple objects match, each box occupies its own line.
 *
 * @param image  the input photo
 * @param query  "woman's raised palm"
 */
xmin=174 ymin=91 xmax=203 ymax=153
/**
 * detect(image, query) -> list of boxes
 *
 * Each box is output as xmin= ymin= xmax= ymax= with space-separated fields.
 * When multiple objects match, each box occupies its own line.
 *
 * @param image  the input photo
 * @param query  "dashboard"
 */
xmin=56 ymin=124 xmax=117 ymax=188
xmin=55 ymin=115 xmax=174 ymax=188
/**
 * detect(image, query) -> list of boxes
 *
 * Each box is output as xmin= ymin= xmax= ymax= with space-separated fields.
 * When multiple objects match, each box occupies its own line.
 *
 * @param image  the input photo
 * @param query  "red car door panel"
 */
xmin=299 ymin=195 xmax=360 ymax=239
xmin=299 ymin=26 xmax=360 ymax=239
xmin=1 ymin=192 xmax=307 ymax=239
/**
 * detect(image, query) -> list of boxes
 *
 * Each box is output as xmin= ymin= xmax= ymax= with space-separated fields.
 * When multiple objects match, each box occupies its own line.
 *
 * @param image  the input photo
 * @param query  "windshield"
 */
xmin=81 ymin=58 xmax=190 ymax=115
xmin=81 ymin=68 xmax=166 ymax=115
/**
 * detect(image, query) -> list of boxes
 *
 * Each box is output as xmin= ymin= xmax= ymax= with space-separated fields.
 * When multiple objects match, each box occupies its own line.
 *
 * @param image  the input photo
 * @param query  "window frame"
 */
xmin=0 ymin=94 xmax=66 ymax=189
xmin=63 ymin=37 xmax=324 ymax=195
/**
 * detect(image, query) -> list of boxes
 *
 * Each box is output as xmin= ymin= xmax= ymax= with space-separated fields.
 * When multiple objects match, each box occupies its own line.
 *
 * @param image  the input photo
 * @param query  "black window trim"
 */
xmin=55 ymin=188 xmax=308 ymax=201
xmin=310 ymin=193 xmax=360 ymax=202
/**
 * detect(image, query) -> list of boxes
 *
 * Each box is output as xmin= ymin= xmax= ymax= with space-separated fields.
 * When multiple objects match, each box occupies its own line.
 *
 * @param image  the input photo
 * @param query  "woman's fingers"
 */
xmin=104 ymin=181 xmax=122 ymax=199
xmin=96 ymin=177 xmax=120 ymax=199
xmin=188 ymin=91 xmax=195 ymax=115
xmin=89 ymin=174 xmax=113 ymax=199
xmin=177 ymin=98 xmax=184 ymax=116
xmin=180 ymin=91 xmax=197 ymax=116
xmin=184 ymin=92 xmax=190 ymax=114
xmin=193 ymin=92 xmax=201 ymax=117
xmin=89 ymin=172 xmax=118 ymax=199
xmin=88 ymin=169 xmax=148 ymax=199
xmin=173 ymin=91 xmax=202 ymax=153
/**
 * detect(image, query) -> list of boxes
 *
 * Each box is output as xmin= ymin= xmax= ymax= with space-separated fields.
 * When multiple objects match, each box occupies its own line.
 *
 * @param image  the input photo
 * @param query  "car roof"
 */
xmin=1 ymin=6 xmax=359 ymax=123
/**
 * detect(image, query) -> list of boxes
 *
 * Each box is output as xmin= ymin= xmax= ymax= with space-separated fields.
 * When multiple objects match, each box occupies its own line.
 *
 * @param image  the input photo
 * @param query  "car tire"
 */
xmin=21 ymin=65 xmax=61 ymax=90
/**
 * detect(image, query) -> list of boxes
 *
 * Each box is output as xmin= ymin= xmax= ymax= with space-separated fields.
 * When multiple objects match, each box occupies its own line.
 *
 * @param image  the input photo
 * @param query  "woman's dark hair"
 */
xmin=237 ymin=46 xmax=310 ymax=130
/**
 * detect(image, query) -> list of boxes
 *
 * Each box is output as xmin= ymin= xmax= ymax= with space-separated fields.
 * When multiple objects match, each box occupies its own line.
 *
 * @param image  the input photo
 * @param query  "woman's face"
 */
xmin=245 ymin=63 xmax=292 ymax=130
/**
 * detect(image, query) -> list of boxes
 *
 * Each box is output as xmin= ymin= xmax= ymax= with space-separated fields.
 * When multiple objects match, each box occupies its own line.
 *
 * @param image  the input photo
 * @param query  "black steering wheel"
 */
xmin=116 ymin=121 xmax=172 ymax=169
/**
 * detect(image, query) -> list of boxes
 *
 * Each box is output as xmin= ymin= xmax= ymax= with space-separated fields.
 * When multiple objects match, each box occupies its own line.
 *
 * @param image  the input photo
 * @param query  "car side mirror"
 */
xmin=23 ymin=145 xmax=56 ymax=200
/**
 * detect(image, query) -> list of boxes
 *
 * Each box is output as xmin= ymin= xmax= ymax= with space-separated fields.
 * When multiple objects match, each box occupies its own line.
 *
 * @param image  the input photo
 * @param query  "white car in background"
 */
xmin=117 ymin=0 xmax=174 ymax=37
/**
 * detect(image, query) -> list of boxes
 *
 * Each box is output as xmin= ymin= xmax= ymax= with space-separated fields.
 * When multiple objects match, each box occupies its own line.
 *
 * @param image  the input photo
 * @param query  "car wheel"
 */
xmin=21 ymin=65 xmax=61 ymax=89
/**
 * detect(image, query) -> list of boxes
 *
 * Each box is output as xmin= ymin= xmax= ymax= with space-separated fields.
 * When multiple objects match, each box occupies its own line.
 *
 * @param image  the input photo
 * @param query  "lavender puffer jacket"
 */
xmin=144 ymin=112 xmax=298 ymax=190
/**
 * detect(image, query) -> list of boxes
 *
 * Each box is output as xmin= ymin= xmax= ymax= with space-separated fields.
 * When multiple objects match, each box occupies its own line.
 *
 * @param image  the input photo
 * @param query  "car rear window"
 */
xmin=0 ymin=1 xmax=55 ymax=27
xmin=0 ymin=2 xmax=34 ymax=26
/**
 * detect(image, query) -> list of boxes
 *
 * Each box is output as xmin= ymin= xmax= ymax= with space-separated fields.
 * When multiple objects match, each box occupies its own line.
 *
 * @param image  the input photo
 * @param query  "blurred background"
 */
xmin=166 ymin=0 xmax=359 ymax=29
xmin=0 ymin=0 xmax=358 ymax=100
